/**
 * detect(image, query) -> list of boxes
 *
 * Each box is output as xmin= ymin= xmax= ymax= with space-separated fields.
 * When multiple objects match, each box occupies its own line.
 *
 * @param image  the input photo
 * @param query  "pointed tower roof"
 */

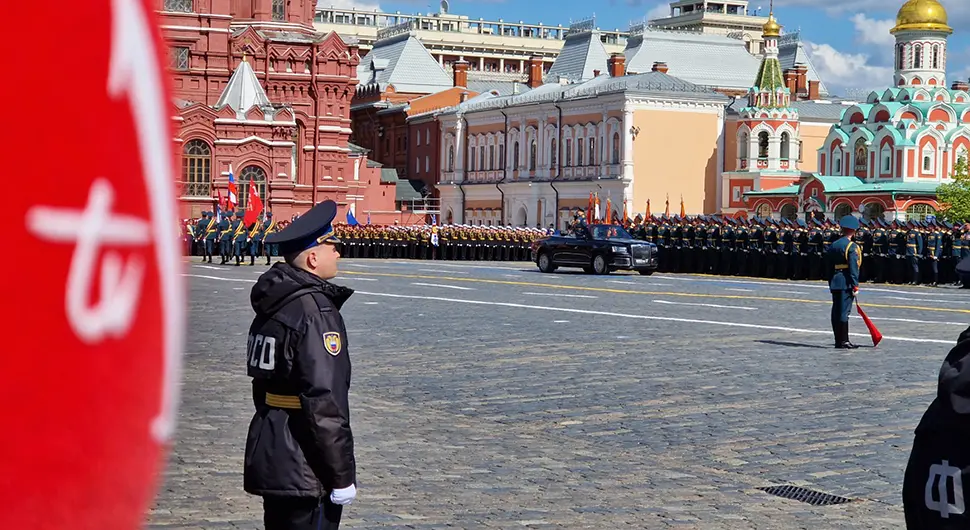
xmin=546 ymin=17 xmax=610 ymax=83
xmin=216 ymin=57 xmax=272 ymax=117
xmin=356 ymin=22 xmax=452 ymax=94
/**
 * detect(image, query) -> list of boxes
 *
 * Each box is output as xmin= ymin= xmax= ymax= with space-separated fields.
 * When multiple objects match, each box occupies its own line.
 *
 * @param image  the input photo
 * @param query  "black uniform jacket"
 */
xmin=244 ymin=263 xmax=356 ymax=498
xmin=903 ymin=327 xmax=970 ymax=528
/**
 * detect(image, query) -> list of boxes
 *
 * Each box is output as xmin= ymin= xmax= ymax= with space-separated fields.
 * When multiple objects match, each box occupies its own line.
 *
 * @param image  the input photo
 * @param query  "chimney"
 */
xmin=808 ymin=80 xmax=820 ymax=101
xmin=952 ymin=80 xmax=970 ymax=92
xmin=651 ymin=61 xmax=669 ymax=74
xmin=527 ymin=56 xmax=544 ymax=88
xmin=460 ymin=91 xmax=469 ymax=102
xmin=783 ymin=69 xmax=798 ymax=98
xmin=794 ymin=63 xmax=809 ymax=96
xmin=608 ymin=53 xmax=625 ymax=77
xmin=453 ymin=59 xmax=469 ymax=88
xmin=593 ymin=69 xmax=601 ymax=77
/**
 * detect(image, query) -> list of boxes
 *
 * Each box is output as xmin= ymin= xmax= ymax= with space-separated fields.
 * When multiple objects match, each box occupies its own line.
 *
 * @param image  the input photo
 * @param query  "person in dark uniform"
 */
xmin=245 ymin=199 xmax=357 ymax=530
xmin=902 ymin=325 xmax=970 ymax=528
xmin=827 ymin=215 xmax=861 ymax=349
xmin=926 ymin=223 xmax=943 ymax=287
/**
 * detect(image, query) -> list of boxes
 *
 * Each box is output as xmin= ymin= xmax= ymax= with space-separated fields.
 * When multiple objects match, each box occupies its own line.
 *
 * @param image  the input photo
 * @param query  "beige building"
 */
xmin=433 ymin=24 xmax=729 ymax=228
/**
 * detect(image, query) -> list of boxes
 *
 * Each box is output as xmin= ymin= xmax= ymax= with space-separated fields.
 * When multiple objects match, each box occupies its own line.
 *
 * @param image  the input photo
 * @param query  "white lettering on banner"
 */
xmin=926 ymin=460 xmax=965 ymax=518
xmin=26 ymin=179 xmax=151 ymax=343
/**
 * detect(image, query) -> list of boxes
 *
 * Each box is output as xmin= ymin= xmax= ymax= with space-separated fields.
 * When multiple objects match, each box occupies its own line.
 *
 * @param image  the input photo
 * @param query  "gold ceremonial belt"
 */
xmin=265 ymin=393 xmax=301 ymax=410
xmin=834 ymin=265 xmax=849 ymax=270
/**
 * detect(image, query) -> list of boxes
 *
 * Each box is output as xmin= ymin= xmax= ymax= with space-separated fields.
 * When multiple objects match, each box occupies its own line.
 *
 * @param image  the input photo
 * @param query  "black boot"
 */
xmin=841 ymin=322 xmax=859 ymax=349
xmin=250 ymin=256 xmax=255 ymax=266
xmin=235 ymin=255 xmax=241 ymax=266
xmin=833 ymin=322 xmax=842 ymax=348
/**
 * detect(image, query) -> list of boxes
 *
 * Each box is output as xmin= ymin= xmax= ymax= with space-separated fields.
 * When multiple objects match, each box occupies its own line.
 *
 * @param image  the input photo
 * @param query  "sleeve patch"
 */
xmin=323 ymin=332 xmax=342 ymax=356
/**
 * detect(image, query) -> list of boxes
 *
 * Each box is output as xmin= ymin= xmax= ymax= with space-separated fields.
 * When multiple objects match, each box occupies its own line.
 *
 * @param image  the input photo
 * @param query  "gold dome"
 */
xmin=891 ymin=0 xmax=952 ymax=34
xmin=762 ymin=13 xmax=782 ymax=38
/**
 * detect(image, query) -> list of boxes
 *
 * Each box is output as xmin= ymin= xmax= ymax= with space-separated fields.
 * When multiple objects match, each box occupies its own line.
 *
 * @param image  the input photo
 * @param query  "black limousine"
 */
xmin=531 ymin=224 xmax=659 ymax=275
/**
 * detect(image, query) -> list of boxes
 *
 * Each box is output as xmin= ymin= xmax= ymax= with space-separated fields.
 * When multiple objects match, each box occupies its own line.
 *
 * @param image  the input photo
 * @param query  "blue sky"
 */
xmin=323 ymin=0 xmax=970 ymax=96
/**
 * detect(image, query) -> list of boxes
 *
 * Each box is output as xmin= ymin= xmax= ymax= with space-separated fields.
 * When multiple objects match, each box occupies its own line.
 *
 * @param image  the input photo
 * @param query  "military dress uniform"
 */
xmin=195 ymin=212 xmax=211 ymax=262
xmin=218 ymin=212 xmax=233 ymax=264
xmin=245 ymin=200 xmax=357 ymax=530
xmin=926 ymin=228 xmax=943 ymax=287
xmin=827 ymin=215 xmax=862 ymax=349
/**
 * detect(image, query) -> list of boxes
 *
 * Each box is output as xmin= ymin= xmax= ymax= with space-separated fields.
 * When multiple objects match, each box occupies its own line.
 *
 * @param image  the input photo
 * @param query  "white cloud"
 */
xmin=317 ymin=0 xmax=381 ymax=11
xmin=645 ymin=2 xmax=671 ymax=21
xmin=804 ymin=41 xmax=894 ymax=94
xmin=777 ymin=0 xmax=970 ymax=25
xmin=850 ymin=13 xmax=895 ymax=47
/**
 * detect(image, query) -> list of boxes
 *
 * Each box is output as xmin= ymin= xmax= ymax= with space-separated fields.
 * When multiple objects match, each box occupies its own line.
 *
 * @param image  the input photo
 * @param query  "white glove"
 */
xmin=330 ymin=484 xmax=356 ymax=505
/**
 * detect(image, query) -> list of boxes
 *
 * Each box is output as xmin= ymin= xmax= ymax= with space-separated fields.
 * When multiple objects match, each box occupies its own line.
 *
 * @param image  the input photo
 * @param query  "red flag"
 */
xmin=587 ymin=191 xmax=593 ymax=221
xmin=606 ymin=197 xmax=612 ymax=223
xmin=622 ymin=201 xmax=628 ymax=224
xmin=646 ymin=199 xmax=651 ymax=218
xmin=856 ymin=300 xmax=882 ymax=347
xmin=244 ymin=178 xmax=263 ymax=226
xmin=680 ymin=195 xmax=686 ymax=218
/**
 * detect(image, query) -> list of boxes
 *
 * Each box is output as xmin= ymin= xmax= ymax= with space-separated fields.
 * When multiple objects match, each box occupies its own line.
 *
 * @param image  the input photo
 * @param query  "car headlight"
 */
xmin=612 ymin=245 xmax=629 ymax=254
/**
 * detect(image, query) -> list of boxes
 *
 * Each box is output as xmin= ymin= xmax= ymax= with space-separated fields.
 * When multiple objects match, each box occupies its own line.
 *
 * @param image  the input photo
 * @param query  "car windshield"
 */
xmin=590 ymin=225 xmax=633 ymax=240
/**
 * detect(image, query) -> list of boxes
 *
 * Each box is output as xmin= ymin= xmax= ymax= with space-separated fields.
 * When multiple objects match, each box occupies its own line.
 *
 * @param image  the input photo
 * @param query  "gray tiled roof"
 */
xmin=725 ymin=97 xmax=850 ymax=121
xmin=439 ymin=70 xmax=725 ymax=116
xmin=545 ymin=29 xmax=610 ymax=83
xmin=215 ymin=59 xmax=272 ymax=117
xmin=257 ymin=29 xmax=319 ymax=44
xmin=379 ymin=168 xmax=399 ymax=184
xmin=356 ymin=32 xmax=452 ymax=94
xmin=467 ymin=79 xmax=530 ymax=96
xmin=396 ymin=179 xmax=426 ymax=202
xmin=625 ymin=29 xmax=762 ymax=90
xmin=778 ymin=36 xmax=829 ymax=97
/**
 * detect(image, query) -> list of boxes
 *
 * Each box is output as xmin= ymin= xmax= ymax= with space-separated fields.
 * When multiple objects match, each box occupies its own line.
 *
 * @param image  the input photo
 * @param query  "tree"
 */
xmin=938 ymin=154 xmax=970 ymax=223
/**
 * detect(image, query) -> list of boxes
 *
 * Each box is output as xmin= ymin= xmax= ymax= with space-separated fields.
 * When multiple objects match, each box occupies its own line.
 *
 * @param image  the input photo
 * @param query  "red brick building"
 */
xmin=159 ymin=0 xmax=406 ymax=222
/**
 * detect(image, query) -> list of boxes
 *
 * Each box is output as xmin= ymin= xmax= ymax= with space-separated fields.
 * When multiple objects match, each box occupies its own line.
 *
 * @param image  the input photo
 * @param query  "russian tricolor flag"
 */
xmin=227 ymin=164 xmax=238 ymax=208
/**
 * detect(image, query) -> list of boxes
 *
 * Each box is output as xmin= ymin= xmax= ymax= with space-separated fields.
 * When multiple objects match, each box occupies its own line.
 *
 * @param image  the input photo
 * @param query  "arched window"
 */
xmin=863 ymin=202 xmax=886 ymax=222
xmin=612 ymin=132 xmax=620 ymax=164
xmin=897 ymin=44 xmax=904 ymax=70
xmin=758 ymin=131 xmax=769 ymax=158
xmin=238 ymin=165 xmax=266 ymax=210
xmin=164 ymin=0 xmax=193 ymax=12
xmin=479 ymin=147 xmax=485 ymax=171
xmin=577 ymin=138 xmax=585 ymax=165
xmin=780 ymin=132 xmax=791 ymax=160
xmin=448 ymin=145 xmax=455 ymax=171
xmin=550 ymin=138 xmax=558 ymax=167
xmin=914 ymin=44 xmax=922 ymax=69
xmin=933 ymin=45 xmax=940 ymax=69
xmin=498 ymin=143 xmax=505 ymax=168
xmin=906 ymin=203 xmax=936 ymax=222
xmin=565 ymin=139 xmax=572 ymax=166
xmin=854 ymin=137 xmax=868 ymax=171
xmin=780 ymin=203 xmax=796 ymax=221
xmin=923 ymin=144 xmax=936 ymax=173
xmin=181 ymin=139 xmax=211 ymax=197
xmin=738 ymin=131 xmax=749 ymax=159
xmin=272 ymin=0 xmax=285 ymax=21
xmin=756 ymin=203 xmax=772 ymax=218
xmin=588 ymin=137 xmax=596 ymax=165
xmin=833 ymin=150 xmax=843 ymax=174
xmin=834 ymin=203 xmax=853 ymax=220
xmin=468 ymin=146 xmax=475 ymax=171
xmin=513 ymin=141 xmax=520 ymax=169
xmin=529 ymin=138 xmax=537 ymax=170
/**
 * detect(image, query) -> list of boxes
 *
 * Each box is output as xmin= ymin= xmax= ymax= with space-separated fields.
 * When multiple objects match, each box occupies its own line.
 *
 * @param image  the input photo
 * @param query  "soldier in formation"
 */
xmin=186 ymin=210 xmax=283 ymax=265
xmin=626 ymin=213 xmax=967 ymax=286
xmin=333 ymin=224 xmax=549 ymax=262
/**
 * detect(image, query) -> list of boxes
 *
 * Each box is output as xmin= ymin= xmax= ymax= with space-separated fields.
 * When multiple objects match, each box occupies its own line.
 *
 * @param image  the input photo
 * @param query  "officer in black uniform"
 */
xmin=902 ymin=325 xmax=970 ymax=528
xmin=245 ymin=200 xmax=357 ymax=530
xmin=828 ymin=215 xmax=861 ymax=349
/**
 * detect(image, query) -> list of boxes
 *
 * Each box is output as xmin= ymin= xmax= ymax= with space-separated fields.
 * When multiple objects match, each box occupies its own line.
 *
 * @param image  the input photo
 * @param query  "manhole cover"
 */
xmin=757 ymin=485 xmax=853 ymax=506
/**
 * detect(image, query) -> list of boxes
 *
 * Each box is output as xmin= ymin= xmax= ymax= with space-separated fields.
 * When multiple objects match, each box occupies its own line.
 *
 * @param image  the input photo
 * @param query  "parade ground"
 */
xmin=149 ymin=259 xmax=970 ymax=529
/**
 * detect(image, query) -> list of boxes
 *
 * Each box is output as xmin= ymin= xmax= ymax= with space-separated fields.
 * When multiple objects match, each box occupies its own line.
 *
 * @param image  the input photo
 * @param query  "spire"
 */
xmin=216 ymin=58 xmax=271 ymax=117
xmin=763 ymin=0 xmax=781 ymax=38
xmin=749 ymin=0 xmax=787 ymax=108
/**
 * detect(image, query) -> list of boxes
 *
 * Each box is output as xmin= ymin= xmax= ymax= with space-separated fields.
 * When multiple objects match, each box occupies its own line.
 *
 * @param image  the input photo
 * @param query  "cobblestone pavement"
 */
xmin=147 ymin=258 xmax=970 ymax=529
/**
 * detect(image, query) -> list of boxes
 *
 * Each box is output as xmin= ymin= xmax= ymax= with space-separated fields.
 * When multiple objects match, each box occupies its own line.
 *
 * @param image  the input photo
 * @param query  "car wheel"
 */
xmin=638 ymin=269 xmax=654 ymax=276
xmin=592 ymin=254 xmax=609 ymax=275
xmin=537 ymin=252 xmax=557 ymax=273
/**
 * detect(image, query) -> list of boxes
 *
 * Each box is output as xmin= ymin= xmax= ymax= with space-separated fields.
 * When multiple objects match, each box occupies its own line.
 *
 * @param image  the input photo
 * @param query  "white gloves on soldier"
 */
xmin=330 ymin=484 xmax=357 ymax=505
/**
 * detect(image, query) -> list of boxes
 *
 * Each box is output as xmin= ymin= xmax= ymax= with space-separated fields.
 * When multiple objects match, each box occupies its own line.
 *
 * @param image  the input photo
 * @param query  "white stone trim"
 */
xmin=160 ymin=25 xmax=230 ymax=33
xmin=318 ymin=125 xmax=354 ymax=133
xmin=303 ymin=145 xmax=351 ymax=152
xmin=214 ymin=136 xmax=295 ymax=147
xmin=213 ymin=118 xmax=297 ymax=126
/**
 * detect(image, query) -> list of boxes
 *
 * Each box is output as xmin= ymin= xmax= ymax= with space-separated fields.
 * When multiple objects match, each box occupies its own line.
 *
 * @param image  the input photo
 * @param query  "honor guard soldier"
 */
xmin=871 ymin=221 xmax=888 ymax=283
xmin=828 ymin=215 xmax=862 ymax=349
xmin=195 ymin=212 xmax=211 ymax=262
xmin=245 ymin=199 xmax=357 ymax=530
xmin=218 ymin=211 xmax=233 ymax=264
xmin=952 ymin=225 xmax=966 ymax=286
xmin=263 ymin=212 xmax=277 ymax=265
xmin=927 ymin=223 xmax=943 ymax=287
xmin=232 ymin=210 xmax=248 ymax=266
xmin=906 ymin=222 xmax=924 ymax=285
